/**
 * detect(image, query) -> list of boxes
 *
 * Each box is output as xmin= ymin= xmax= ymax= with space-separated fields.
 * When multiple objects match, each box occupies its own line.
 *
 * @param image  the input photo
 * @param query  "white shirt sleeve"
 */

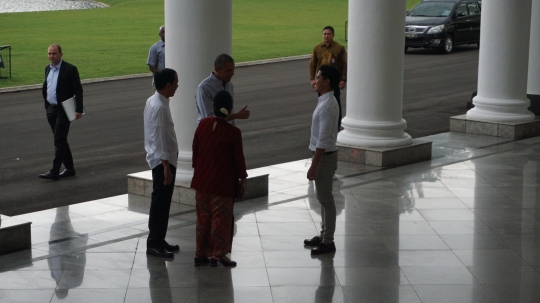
xmin=150 ymin=107 xmax=171 ymax=161
xmin=316 ymin=104 xmax=335 ymax=150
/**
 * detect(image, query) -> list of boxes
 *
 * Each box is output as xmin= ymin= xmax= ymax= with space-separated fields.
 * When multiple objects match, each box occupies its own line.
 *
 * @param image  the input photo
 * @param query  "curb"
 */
xmin=0 ymin=54 xmax=311 ymax=94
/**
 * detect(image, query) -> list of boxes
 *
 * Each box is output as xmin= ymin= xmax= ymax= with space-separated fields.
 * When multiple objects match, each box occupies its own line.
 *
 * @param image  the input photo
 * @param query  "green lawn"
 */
xmin=0 ymin=0 xmax=421 ymax=88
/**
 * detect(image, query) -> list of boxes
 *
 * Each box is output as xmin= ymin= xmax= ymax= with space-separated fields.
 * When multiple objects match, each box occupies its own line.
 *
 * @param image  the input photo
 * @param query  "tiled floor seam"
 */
xmin=123 ymin=244 xmax=139 ymax=303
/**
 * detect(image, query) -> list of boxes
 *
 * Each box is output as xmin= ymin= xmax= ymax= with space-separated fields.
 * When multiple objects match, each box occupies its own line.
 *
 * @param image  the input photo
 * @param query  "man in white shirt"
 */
xmin=304 ymin=65 xmax=340 ymax=255
xmin=144 ymin=68 xmax=179 ymax=258
xmin=195 ymin=53 xmax=250 ymax=125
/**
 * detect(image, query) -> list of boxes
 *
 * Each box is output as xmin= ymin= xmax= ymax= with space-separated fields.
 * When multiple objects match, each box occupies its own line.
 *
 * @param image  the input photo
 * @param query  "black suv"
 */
xmin=405 ymin=0 xmax=481 ymax=54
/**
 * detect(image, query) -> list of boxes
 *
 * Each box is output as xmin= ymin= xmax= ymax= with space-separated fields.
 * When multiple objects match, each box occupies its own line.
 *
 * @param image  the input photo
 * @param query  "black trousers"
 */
xmin=318 ymin=88 xmax=342 ymax=131
xmin=333 ymin=87 xmax=342 ymax=131
xmin=147 ymin=163 xmax=176 ymax=249
xmin=46 ymin=105 xmax=74 ymax=173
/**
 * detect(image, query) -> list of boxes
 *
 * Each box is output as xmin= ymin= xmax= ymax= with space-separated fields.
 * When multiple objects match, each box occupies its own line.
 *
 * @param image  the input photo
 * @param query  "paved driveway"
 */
xmin=0 ymin=46 xmax=479 ymax=215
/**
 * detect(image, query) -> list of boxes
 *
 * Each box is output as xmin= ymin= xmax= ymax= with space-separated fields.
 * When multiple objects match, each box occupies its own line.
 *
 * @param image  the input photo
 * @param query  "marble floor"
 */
xmin=2 ymin=132 xmax=540 ymax=302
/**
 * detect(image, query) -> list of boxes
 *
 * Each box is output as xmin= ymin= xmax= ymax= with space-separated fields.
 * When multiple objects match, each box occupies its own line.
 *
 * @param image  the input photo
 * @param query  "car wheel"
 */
xmin=441 ymin=36 xmax=453 ymax=54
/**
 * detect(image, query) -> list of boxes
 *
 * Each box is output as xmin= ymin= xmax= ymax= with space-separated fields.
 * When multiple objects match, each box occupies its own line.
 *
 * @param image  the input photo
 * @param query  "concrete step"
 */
xmin=127 ymin=171 xmax=268 ymax=206
xmin=0 ymin=215 xmax=32 ymax=255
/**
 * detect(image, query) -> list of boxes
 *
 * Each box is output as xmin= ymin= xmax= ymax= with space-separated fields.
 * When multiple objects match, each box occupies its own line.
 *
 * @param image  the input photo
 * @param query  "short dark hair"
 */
xmin=214 ymin=53 xmax=234 ymax=69
xmin=213 ymin=90 xmax=233 ymax=118
xmin=322 ymin=26 xmax=335 ymax=35
xmin=154 ymin=68 xmax=177 ymax=90
xmin=318 ymin=65 xmax=341 ymax=90
xmin=50 ymin=44 xmax=62 ymax=53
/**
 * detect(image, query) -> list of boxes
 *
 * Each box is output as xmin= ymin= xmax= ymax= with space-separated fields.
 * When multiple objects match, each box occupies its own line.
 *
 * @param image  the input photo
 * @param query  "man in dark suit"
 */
xmin=39 ymin=44 xmax=83 ymax=180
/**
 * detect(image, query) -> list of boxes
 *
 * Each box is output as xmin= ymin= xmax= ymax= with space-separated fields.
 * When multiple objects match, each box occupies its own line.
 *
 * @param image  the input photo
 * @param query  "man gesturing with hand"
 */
xmin=195 ymin=53 xmax=250 ymax=125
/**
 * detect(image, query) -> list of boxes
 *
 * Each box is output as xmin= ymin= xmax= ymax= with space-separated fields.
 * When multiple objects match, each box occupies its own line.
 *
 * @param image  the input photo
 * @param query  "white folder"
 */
xmin=61 ymin=97 xmax=84 ymax=121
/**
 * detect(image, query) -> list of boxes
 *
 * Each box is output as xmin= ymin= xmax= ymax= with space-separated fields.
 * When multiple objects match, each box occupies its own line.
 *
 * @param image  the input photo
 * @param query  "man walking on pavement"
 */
xmin=39 ymin=44 xmax=83 ymax=181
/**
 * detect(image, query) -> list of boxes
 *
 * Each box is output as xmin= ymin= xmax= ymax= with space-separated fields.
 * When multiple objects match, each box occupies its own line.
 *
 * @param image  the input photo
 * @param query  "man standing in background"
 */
xmin=39 ymin=44 xmax=83 ymax=180
xmin=309 ymin=26 xmax=347 ymax=131
xmin=147 ymin=25 xmax=165 ymax=86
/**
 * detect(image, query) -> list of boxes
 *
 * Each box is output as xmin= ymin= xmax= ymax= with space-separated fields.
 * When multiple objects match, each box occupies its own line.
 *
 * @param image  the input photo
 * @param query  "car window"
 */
xmin=408 ymin=2 xmax=455 ymax=17
xmin=455 ymin=3 xmax=469 ymax=16
xmin=467 ymin=2 xmax=480 ymax=15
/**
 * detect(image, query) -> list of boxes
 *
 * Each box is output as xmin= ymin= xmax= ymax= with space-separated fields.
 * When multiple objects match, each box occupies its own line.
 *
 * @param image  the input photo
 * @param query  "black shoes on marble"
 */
xmin=210 ymin=257 xmax=237 ymax=267
xmin=147 ymin=247 xmax=174 ymax=258
xmin=310 ymin=242 xmax=336 ymax=255
xmin=163 ymin=243 xmax=180 ymax=252
xmin=304 ymin=236 xmax=336 ymax=255
xmin=147 ymin=242 xmax=179 ymax=258
xmin=304 ymin=236 xmax=322 ymax=246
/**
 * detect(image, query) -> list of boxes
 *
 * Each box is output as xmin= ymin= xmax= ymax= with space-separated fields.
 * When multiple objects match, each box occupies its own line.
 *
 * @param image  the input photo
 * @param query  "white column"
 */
xmin=165 ymin=0 xmax=232 ymax=182
xmin=338 ymin=0 xmax=412 ymax=148
xmin=467 ymin=0 xmax=534 ymax=122
xmin=528 ymin=0 xmax=540 ymax=96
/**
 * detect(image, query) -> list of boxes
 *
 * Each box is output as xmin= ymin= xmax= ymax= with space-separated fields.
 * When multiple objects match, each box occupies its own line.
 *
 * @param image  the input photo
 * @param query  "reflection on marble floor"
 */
xmin=2 ymin=132 xmax=540 ymax=302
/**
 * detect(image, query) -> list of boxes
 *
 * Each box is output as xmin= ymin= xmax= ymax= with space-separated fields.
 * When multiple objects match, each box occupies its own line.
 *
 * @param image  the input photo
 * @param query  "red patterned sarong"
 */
xmin=195 ymin=190 xmax=234 ymax=257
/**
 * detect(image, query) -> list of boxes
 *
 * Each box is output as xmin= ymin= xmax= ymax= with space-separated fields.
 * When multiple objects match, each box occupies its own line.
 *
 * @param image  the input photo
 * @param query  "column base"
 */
xmin=467 ymin=95 xmax=535 ymax=122
xmin=468 ymin=93 xmax=540 ymax=116
xmin=127 ymin=171 xmax=268 ymax=206
xmin=450 ymin=114 xmax=540 ymax=139
xmin=0 ymin=215 xmax=32 ymax=255
xmin=337 ymin=139 xmax=432 ymax=167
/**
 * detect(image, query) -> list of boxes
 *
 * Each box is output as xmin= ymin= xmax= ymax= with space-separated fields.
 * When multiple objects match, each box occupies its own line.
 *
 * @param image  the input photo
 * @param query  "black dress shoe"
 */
xmin=59 ymin=169 xmax=76 ymax=178
xmin=304 ymin=236 xmax=322 ymax=246
xmin=194 ymin=257 xmax=210 ymax=266
xmin=210 ymin=257 xmax=237 ymax=267
xmin=146 ymin=248 xmax=174 ymax=258
xmin=38 ymin=171 xmax=59 ymax=180
xmin=311 ymin=242 xmax=336 ymax=255
xmin=163 ymin=243 xmax=180 ymax=252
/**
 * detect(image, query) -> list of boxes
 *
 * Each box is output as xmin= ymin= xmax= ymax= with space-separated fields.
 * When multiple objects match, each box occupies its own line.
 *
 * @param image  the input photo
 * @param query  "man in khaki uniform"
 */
xmin=309 ymin=26 xmax=347 ymax=131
